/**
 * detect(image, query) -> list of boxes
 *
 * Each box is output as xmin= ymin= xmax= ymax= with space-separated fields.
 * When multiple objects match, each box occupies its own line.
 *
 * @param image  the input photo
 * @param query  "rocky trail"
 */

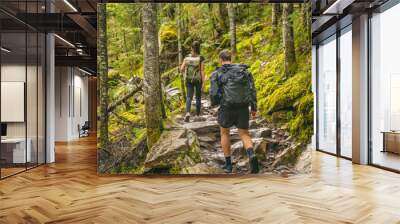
xmin=143 ymin=94 xmax=311 ymax=175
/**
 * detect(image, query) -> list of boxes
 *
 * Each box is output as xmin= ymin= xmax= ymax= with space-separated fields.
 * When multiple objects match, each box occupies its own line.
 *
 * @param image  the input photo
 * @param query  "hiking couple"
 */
xmin=180 ymin=41 xmax=259 ymax=174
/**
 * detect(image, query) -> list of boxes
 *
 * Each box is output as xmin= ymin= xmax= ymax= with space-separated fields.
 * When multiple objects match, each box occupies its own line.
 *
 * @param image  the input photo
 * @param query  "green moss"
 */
xmin=263 ymin=72 xmax=310 ymax=113
xmin=169 ymin=165 xmax=181 ymax=174
xmin=237 ymin=18 xmax=312 ymax=143
xmin=159 ymin=24 xmax=177 ymax=41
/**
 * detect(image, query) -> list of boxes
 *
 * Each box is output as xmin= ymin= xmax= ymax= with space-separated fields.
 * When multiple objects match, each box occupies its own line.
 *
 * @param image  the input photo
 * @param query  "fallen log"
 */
xmin=107 ymin=83 xmax=143 ymax=113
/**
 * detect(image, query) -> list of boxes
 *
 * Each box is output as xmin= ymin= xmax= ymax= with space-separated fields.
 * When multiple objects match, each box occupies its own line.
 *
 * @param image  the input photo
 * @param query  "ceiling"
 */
xmin=311 ymin=0 xmax=390 ymax=42
xmin=0 ymin=0 xmax=98 ymax=74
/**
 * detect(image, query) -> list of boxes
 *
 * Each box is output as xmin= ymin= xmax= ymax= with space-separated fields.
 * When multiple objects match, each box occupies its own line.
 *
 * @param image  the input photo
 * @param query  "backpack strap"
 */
xmin=197 ymin=55 xmax=202 ymax=82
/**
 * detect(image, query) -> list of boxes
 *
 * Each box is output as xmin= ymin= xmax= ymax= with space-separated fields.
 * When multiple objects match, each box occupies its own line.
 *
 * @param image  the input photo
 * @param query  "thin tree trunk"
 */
xmin=158 ymin=11 xmax=166 ymax=119
xmin=282 ymin=3 xmax=296 ymax=77
xmin=218 ymin=3 xmax=228 ymax=33
xmin=272 ymin=4 xmax=281 ymax=36
xmin=123 ymin=30 xmax=135 ymax=75
xmin=227 ymin=3 xmax=237 ymax=61
xmin=97 ymin=3 xmax=109 ymax=165
xmin=142 ymin=3 xmax=163 ymax=149
xmin=303 ymin=0 xmax=311 ymax=40
xmin=207 ymin=3 xmax=217 ymax=39
xmin=177 ymin=3 xmax=186 ymax=103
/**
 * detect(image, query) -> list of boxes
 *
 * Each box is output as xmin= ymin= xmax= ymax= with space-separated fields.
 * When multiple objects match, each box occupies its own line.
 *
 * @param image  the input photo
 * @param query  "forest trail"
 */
xmin=99 ymin=3 xmax=313 ymax=175
xmin=143 ymin=95 xmax=311 ymax=175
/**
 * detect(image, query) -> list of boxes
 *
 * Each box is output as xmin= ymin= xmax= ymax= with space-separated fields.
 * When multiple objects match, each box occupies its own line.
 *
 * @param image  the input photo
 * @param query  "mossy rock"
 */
xmin=272 ymin=143 xmax=305 ymax=168
xmin=144 ymin=128 xmax=201 ymax=173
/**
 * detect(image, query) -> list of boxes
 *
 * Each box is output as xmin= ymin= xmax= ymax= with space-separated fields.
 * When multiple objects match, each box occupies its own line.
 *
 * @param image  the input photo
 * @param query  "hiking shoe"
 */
xmin=249 ymin=156 xmax=259 ymax=174
xmin=222 ymin=164 xmax=233 ymax=173
xmin=184 ymin=113 xmax=190 ymax=122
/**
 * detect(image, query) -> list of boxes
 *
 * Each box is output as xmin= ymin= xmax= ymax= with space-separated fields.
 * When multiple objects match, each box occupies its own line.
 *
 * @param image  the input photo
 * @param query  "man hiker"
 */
xmin=210 ymin=50 xmax=259 ymax=174
xmin=180 ymin=41 xmax=205 ymax=122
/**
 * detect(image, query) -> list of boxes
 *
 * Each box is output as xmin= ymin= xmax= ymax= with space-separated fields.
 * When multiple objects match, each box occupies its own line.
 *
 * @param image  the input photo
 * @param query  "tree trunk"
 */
xmin=158 ymin=31 xmax=167 ymax=119
xmin=302 ymin=0 xmax=311 ymax=40
xmin=227 ymin=3 xmax=237 ymax=61
xmin=207 ymin=3 xmax=218 ymax=39
xmin=123 ymin=30 xmax=135 ymax=75
xmin=177 ymin=3 xmax=186 ymax=103
xmin=282 ymin=3 xmax=296 ymax=77
xmin=218 ymin=3 xmax=228 ymax=33
xmin=272 ymin=4 xmax=281 ymax=36
xmin=142 ymin=3 xmax=163 ymax=149
xmin=97 ymin=3 xmax=109 ymax=164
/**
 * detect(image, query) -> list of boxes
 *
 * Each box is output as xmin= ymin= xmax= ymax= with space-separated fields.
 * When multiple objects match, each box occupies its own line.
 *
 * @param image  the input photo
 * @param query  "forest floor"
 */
xmin=143 ymin=95 xmax=311 ymax=175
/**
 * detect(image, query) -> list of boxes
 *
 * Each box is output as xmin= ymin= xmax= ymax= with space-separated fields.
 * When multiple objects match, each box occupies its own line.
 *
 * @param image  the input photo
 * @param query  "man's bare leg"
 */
xmin=238 ymin=129 xmax=253 ymax=149
xmin=238 ymin=128 xmax=259 ymax=173
xmin=220 ymin=127 xmax=232 ymax=173
xmin=220 ymin=127 xmax=231 ymax=156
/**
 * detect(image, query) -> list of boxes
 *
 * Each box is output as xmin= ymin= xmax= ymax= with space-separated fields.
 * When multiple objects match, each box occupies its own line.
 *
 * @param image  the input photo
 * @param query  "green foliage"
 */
xmin=263 ymin=72 xmax=309 ymax=113
xmin=233 ymin=6 xmax=312 ymax=143
xmin=160 ymin=24 xmax=177 ymax=41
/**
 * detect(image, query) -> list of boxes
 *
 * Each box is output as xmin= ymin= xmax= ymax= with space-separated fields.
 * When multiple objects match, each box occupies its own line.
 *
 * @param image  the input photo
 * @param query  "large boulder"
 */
xmin=271 ymin=143 xmax=303 ymax=168
xmin=183 ymin=121 xmax=219 ymax=134
xmin=144 ymin=128 xmax=201 ymax=173
xmin=198 ymin=134 xmax=217 ymax=143
xmin=192 ymin=116 xmax=207 ymax=122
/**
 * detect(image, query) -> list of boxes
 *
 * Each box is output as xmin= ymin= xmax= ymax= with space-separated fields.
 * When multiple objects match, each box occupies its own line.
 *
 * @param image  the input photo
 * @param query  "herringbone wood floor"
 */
xmin=1 ymin=136 xmax=400 ymax=224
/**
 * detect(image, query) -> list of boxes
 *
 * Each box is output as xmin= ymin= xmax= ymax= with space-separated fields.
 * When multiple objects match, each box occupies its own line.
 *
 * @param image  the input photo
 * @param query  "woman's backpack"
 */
xmin=184 ymin=55 xmax=201 ymax=82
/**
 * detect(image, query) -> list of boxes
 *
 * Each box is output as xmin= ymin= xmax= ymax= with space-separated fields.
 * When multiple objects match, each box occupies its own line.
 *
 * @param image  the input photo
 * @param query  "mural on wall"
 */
xmin=97 ymin=2 xmax=313 ymax=175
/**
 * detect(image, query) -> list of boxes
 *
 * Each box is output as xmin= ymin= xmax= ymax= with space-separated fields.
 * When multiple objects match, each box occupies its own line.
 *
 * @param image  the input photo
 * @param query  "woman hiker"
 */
xmin=180 ymin=41 xmax=205 ymax=122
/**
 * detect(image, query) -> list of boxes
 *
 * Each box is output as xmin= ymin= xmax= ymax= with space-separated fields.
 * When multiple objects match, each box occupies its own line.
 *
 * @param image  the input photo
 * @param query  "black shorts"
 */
xmin=217 ymin=106 xmax=249 ymax=129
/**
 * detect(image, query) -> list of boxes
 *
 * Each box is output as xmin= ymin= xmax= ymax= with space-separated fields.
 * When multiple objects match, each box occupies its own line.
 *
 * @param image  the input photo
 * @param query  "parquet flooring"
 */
xmin=1 ymin=135 xmax=400 ymax=224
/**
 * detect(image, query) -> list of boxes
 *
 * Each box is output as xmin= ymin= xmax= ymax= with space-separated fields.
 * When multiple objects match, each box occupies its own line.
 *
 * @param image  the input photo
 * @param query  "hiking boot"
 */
xmin=222 ymin=164 xmax=233 ymax=173
xmin=249 ymin=156 xmax=259 ymax=174
xmin=184 ymin=113 xmax=190 ymax=122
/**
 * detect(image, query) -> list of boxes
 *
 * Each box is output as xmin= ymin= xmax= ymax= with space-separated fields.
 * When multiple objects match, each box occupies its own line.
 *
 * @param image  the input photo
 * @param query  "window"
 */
xmin=339 ymin=26 xmax=352 ymax=158
xmin=370 ymin=3 xmax=400 ymax=171
xmin=317 ymin=35 xmax=337 ymax=154
xmin=0 ymin=2 xmax=47 ymax=179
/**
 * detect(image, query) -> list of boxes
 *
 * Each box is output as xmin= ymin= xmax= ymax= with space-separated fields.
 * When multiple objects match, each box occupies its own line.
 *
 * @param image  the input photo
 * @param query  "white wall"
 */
xmin=1 ymin=64 xmax=26 ymax=139
xmin=55 ymin=66 xmax=69 ymax=141
xmin=55 ymin=67 xmax=89 ymax=141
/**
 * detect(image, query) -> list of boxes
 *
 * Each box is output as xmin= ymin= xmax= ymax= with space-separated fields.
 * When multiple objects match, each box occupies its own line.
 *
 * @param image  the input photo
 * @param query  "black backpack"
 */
xmin=210 ymin=64 xmax=252 ymax=107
